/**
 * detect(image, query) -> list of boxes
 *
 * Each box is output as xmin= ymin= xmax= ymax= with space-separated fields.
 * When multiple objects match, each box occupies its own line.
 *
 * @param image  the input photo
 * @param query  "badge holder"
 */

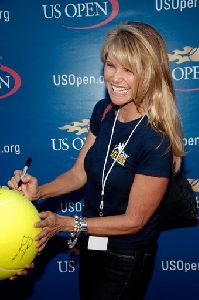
xmin=88 ymin=236 xmax=108 ymax=251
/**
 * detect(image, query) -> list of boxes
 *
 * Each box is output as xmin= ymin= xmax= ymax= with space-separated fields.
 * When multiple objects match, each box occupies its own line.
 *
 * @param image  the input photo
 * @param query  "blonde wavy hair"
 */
xmin=101 ymin=21 xmax=184 ymax=172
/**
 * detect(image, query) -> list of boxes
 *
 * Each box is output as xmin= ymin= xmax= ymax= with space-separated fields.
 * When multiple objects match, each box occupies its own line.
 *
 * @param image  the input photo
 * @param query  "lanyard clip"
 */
xmin=99 ymin=194 xmax=104 ymax=216
xmin=100 ymin=200 xmax=104 ymax=210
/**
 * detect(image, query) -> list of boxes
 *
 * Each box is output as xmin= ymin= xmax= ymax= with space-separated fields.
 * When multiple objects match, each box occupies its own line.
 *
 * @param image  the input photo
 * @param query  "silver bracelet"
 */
xmin=68 ymin=216 xmax=80 ymax=249
xmin=79 ymin=217 xmax=88 ymax=233
xmin=68 ymin=216 xmax=88 ymax=249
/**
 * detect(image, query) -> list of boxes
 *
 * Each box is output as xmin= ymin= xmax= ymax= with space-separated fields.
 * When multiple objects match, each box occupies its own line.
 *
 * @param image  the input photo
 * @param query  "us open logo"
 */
xmin=42 ymin=0 xmax=119 ymax=29
xmin=168 ymin=46 xmax=199 ymax=92
xmin=51 ymin=119 xmax=89 ymax=158
xmin=0 ymin=64 xmax=21 ymax=99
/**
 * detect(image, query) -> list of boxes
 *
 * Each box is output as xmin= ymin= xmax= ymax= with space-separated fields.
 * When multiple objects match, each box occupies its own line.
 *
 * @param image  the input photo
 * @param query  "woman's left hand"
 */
xmin=35 ymin=211 xmax=65 ymax=252
xmin=9 ymin=262 xmax=35 ymax=280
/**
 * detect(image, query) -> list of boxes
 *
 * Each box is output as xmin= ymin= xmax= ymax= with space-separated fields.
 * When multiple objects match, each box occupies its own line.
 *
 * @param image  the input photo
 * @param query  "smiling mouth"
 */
xmin=112 ymin=85 xmax=129 ymax=95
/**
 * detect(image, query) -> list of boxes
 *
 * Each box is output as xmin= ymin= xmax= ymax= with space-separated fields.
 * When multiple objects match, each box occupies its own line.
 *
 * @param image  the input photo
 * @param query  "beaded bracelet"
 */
xmin=68 ymin=215 xmax=88 ymax=249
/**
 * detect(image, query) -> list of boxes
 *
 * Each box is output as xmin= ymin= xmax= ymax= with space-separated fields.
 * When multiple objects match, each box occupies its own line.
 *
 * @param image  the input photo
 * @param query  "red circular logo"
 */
xmin=0 ymin=65 xmax=21 ymax=99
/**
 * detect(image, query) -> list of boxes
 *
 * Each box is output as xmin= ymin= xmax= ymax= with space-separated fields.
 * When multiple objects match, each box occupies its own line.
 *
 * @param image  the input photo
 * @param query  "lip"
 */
xmin=111 ymin=85 xmax=129 ymax=96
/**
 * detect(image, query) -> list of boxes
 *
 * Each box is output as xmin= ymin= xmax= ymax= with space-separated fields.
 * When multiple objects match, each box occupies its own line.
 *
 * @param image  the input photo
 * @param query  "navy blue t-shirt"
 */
xmin=84 ymin=99 xmax=173 ymax=251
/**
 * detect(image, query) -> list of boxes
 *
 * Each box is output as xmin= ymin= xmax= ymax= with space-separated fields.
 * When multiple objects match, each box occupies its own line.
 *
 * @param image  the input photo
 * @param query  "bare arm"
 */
xmin=38 ymin=131 xmax=96 ymax=199
xmin=57 ymin=174 xmax=169 ymax=235
xmin=8 ymin=131 xmax=96 ymax=201
xmin=35 ymin=174 xmax=169 ymax=251
xmin=85 ymin=174 xmax=169 ymax=235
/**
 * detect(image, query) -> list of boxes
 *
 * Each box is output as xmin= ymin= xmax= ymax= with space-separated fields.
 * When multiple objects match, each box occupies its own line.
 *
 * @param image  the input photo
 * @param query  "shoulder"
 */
xmin=141 ymin=118 xmax=170 ymax=151
xmin=136 ymin=120 xmax=172 ymax=177
xmin=92 ymin=98 xmax=112 ymax=114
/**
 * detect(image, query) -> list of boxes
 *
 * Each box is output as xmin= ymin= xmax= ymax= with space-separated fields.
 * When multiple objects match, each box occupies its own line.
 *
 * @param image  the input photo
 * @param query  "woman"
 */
xmin=9 ymin=22 xmax=184 ymax=299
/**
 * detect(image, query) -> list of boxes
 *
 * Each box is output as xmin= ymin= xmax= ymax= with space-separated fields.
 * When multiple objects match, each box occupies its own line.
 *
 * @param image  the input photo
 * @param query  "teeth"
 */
xmin=112 ymin=86 xmax=128 ymax=94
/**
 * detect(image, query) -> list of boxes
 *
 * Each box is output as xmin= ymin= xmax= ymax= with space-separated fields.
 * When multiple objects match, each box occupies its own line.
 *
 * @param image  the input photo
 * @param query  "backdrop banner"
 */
xmin=0 ymin=1 xmax=199 ymax=299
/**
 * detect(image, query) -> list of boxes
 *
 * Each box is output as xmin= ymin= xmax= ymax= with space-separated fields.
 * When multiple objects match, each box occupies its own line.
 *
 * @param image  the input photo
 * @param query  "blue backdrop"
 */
xmin=1 ymin=1 xmax=199 ymax=299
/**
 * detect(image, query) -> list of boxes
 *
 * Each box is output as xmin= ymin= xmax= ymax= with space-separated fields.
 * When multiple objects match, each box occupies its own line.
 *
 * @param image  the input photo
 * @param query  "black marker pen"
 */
xmin=18 ymin=157 xmax=32 ymax=188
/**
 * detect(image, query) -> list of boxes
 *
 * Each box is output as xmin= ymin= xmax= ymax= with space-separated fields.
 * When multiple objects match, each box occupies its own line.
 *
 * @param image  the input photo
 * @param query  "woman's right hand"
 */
xmin=8 ymin=170 xmax=40 ymax=201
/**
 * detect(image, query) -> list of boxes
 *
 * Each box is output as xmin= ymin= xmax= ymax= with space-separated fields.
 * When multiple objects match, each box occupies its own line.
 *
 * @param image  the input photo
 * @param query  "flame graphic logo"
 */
xmin=168 ymin=46 xmax=199 ymax=92
xmin=58 ymin=119 xmax=89 ymax=135
xmin=189 ymin=178 xmax=199 ymax=193
xmin=168 ymin=46 xmax=199 ymax=64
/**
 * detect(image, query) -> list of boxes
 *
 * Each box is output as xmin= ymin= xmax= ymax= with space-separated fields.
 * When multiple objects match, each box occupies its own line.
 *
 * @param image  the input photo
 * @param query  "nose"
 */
xmin=112 ymin=68 xmax=123 ymax=83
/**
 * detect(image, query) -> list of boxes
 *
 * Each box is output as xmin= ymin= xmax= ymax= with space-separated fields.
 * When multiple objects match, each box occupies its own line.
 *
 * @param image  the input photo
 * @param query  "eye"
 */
xmin=124 ymin=67 xmax=132 ymax=73
xmin=105 ymin=61 xmax=114 ymax=68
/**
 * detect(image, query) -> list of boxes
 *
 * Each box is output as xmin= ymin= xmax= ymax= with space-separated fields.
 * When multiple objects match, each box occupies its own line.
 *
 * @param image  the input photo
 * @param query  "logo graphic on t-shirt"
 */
xmin=110 ymin=142 xmax=129 ymax=166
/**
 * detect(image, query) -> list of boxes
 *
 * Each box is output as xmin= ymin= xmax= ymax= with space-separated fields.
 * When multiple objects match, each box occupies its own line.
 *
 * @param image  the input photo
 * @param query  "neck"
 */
xmin=118 ymin=103 xmax=143 ymax=123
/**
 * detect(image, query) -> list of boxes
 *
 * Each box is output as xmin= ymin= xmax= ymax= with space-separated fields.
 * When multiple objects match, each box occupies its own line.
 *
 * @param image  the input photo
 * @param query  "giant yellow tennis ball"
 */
xmin=0 ymin=188 xmax=41 ymax=280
